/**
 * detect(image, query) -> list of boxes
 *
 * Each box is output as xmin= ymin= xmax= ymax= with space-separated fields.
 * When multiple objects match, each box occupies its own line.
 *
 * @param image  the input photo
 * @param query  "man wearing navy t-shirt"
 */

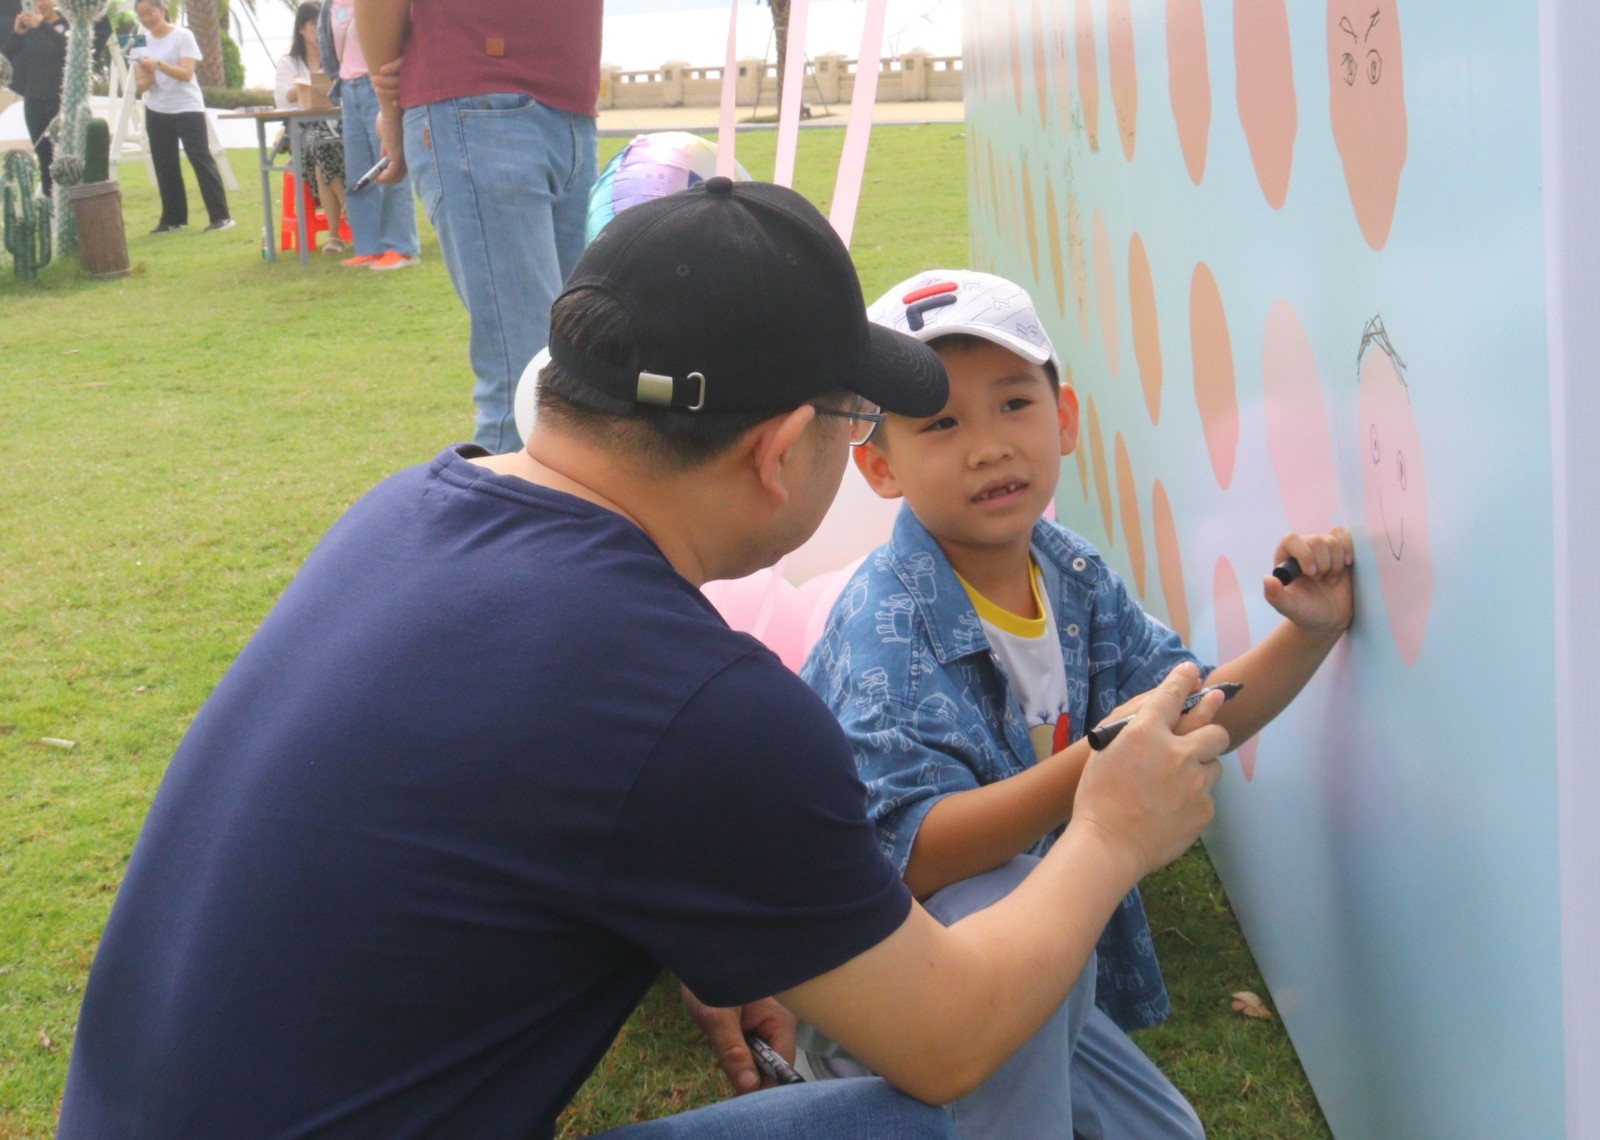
xmin=58 ymin=180 xmax=1228 ymax=1138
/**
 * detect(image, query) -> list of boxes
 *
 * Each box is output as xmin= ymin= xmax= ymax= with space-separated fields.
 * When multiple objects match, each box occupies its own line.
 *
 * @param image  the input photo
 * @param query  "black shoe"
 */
xmin=204 ymin=218 xmax=236 ymax=232
xmin=150 ymin=223 xmax=184 ymax=234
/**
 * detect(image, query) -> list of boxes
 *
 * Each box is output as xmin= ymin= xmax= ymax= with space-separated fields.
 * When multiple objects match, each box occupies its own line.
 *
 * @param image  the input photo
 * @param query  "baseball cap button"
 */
xmin=704 ymin=176 xmax=734 ymax=195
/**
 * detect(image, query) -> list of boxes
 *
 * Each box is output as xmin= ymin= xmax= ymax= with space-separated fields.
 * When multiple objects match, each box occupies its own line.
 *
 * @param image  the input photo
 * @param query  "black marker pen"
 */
xmin=1086 ymin=682 xmax=1243 ymax=751
xmin=1271 ymin=559 xmax=1303 ymax=586
xmin=745 ymin=1032 xmax=805 ymax=1085
xmin=351 ymin=156 xmax=391 ymax=193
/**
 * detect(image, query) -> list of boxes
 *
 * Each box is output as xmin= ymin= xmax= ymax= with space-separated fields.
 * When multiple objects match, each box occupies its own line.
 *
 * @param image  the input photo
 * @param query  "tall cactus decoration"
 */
xmin=4 ymin=150 xmax=53 ymax=280
xmin=51 ymin=0 xmax=112 ymax=259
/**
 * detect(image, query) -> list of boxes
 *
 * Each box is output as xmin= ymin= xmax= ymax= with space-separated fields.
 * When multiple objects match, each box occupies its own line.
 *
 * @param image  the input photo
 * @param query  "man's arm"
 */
xmin=353 ymin=0 xmax=409 ymax=181
xmin=779 ymin=665 xmax=1227 ymax=1104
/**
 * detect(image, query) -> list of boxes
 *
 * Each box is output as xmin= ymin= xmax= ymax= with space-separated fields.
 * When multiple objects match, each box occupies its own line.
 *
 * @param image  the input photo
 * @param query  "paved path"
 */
xmin=597 ymin=100 xmax=964 ymax=136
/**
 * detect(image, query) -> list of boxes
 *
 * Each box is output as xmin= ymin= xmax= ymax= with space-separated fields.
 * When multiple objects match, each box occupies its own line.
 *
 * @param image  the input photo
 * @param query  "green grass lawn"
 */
xmin=0 ymin=127 xmax=1329 ymax=1138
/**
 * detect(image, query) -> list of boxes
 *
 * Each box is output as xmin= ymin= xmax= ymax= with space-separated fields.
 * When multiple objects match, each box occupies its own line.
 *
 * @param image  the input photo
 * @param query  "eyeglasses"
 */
xmin=810 ymin=399 xmax=886 ymax=446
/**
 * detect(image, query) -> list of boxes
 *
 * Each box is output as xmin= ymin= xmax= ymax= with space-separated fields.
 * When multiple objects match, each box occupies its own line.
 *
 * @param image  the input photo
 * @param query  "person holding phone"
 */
xmin=132 ymin=0 xmax=233 ymax=233
xmin=2 ymin=0 xmax=67 ymax=195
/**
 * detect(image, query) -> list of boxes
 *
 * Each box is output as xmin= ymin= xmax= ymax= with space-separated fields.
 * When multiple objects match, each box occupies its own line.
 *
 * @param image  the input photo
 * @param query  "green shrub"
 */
xmin=220 ymin=29 xmax=244 ymax=90
xmin=201 ymin=86 xmax=275 ymax=110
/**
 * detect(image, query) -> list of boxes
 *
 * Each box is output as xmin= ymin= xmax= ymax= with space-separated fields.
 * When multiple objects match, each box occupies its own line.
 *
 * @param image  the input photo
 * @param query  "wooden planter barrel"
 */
xmin=67 ymin=180 xmax=131 ymax=279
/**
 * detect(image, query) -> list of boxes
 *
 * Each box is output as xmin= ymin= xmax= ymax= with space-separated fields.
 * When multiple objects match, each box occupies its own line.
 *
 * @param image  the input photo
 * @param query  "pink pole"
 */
xmin=773 ymin=0 xmax=812 ymax=187
xmin=828 ymin=0 xmax=889 ymax=247
xmin=716 ymin=0 xmax=740 ymax=177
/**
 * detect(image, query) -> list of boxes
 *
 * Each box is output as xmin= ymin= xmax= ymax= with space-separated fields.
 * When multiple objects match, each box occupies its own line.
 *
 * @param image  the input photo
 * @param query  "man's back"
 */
xmin=59 ymin=447 xmax=907 ymax=1138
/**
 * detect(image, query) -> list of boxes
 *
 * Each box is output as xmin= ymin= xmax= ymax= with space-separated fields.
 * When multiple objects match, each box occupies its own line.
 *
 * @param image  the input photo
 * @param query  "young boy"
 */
xmin=799 ymin=271 xmax=1354 ymax=1136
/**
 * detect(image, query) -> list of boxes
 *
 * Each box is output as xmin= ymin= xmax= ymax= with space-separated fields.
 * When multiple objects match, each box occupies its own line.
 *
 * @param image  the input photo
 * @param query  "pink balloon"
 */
xmin=1213 ymin=555 xmax=1260 ymax=780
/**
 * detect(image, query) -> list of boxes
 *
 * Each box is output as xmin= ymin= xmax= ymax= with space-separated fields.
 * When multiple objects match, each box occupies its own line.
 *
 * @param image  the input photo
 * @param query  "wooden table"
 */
xmin=219 ymin=106 xmax=342 ymax=265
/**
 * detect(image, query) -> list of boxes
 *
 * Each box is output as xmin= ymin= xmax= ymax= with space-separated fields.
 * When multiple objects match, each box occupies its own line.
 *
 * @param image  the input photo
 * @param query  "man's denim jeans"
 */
xmin=405 ymin=95 xmax=596 ymax=454
xmin=595 ymin=1077 xmax=956 ymax=1139
xmin=341 ymin=76 xmax=421 ymax=259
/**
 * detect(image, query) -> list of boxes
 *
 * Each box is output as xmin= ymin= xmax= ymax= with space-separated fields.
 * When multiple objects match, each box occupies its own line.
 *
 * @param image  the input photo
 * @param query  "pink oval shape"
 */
xmin=1093 ymin=209 xmax=1119 ymax=375
xmin=1357 ymin=316 xmax=1432 ymax=665
xmin=1152 ymin=480 xmax=1191 ymax=643
xmin=1086 ymin=395 xmax=1115 ymax=545
xmin=1234 ymin=0 xmax=1297 ymax=209
xmin=1075 ymin=0 xmax=1101 ymax=151
xmin=1262 ymin=298 xmax=1337 ymax=535
xmin=1328 ymin=0 xmax=1407 ymax=248
xmin=1167 ymin=0 xmax=1211 ymax=184
xmin=1068 ymin=194 xmax=1091 ymax=344
xmin=1129 ymin=232 xmax=1162 ymax=424
xmin=1190 ymin=262 xmax=1239 ymax=489
xmin=1213 ymin=556 xmax=1259 ymax=780
xmin=1114 ymin=433 xmax=1147 ymax=596
xmin=1107 ymin=0 xmax=1139 ymax=160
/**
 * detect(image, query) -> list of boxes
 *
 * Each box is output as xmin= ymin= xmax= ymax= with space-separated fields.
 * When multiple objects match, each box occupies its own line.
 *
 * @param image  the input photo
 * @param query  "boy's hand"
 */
xmin=1263 ymin=528 xmax=1354 ymax=637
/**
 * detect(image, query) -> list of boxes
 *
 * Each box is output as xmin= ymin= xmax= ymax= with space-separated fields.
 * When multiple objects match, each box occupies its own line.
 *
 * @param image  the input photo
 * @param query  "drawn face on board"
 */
xmin=1328 ymin=0 xmax=1408 ymax=249
xmin=1358 ymin=318 xmax=1431 ymax=665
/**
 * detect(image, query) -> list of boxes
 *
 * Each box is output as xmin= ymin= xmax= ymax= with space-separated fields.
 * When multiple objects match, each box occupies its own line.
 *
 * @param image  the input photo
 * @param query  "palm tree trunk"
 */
xmin=769 ymin=0 xmax=790 ymax=105
xmin=185 ymin=0 xmax=226 ymax=88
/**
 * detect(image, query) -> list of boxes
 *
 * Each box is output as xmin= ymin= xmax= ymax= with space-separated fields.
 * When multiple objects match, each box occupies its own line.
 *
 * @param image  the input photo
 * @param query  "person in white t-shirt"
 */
xmin=133 ymin=0 xmax=232 ymax=234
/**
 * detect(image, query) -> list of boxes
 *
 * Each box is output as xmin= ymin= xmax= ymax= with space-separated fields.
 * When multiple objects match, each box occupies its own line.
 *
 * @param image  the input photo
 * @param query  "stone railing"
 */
xmin=598 ymin=49 xmax=962 ymax=111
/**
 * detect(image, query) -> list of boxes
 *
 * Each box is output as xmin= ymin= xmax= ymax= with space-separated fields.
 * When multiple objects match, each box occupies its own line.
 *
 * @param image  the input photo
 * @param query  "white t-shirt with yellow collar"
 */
xmin=957 ymin=561 xmax=1072 ymax=762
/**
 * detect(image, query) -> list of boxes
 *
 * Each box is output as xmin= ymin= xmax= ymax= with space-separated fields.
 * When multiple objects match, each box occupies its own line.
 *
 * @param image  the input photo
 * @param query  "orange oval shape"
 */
xmin=1107 ymin=0 xmax=1139 ymax=160
xmin=1328 ymin=0 xmax=1407 ymax=248
xmin=1067 ymin=194 xmax=1091 ymax=344
xmin=1075 ymin=0 xmax=1101 ymax=151
xmin=1189 ymin=262 xmax=1238 ymax=489
xmin=1009 ymin=1 xmax=1026 ymax=114
xmin=1032 ymin=0 xmax=1051 ymax=127
xmin=1052 ymin=0 xmax=1074 ymax=130
xmin=1093 ymin=209 xmax=1119 ymax=374
xmin=1129 ymin=232 xmax=1163 ymax=424
xmin=1045 ymin=178 xmax=1067 ymax=318
xmin=1167 ymin=0 xmax=1211 ymax=184
xmin=1022 ymin=156 xmax=1040 ymax=284
xmin=1086 ymin=395 xmax=1115 ymax=546
xmin=1234 ymin=0 xmax=1297 ymax=209
xmin=1114 ymin=433 xmax=1147 ymax=596
xmin=1151 ymin=480 xmax=1191 ymax=642
xmin=1068 ymin=365 xmax=1091 ymax=501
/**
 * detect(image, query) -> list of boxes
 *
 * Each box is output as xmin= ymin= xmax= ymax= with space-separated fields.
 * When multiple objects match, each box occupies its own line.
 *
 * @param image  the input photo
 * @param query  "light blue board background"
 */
xmin=961 ymin=1 xmax=1563 ymax=1135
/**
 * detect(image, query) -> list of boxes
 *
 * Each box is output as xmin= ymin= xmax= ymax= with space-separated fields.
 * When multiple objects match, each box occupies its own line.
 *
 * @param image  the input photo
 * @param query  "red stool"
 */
xmin=280 ymin=170 xmax=352 ymax=252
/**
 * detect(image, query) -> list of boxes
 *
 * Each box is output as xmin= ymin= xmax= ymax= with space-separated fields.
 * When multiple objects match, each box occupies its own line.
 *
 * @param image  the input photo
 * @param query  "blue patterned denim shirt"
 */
xmin=801 ymin=505 xmax=1210 ymax=1030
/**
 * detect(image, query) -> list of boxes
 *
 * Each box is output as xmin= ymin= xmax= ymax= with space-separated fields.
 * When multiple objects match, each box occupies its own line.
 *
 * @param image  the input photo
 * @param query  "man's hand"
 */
xmin=373 ymin=103 xmax=407 ymax=183
xmin=372 ymin=56 xmax=401 ymax=103
xmin=680 ymin=985 xmax=798 ymax=1095
xmin=1264 ymin=528 xmax=1355 ymax=637
xmin=1072 ymin=663 xmax=1228 ymax=877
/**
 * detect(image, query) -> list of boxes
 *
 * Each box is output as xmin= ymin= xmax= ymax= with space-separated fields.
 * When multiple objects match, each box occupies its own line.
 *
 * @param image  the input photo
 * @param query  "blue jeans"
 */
xmin=593 ymin=1077 xmax=955 ymax=1138
xmin=803 ymin=857 xmax=1204 ymax=1139
xmin=404 ymin=94 xmax=596 ymax=453
xmin=341 ymin=76 xmax=420 ymax=258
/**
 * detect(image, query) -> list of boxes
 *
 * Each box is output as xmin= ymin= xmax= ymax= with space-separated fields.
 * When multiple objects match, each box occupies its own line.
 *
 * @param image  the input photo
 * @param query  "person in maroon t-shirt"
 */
xmin=354 ymin=0 xmax=600 ymax=455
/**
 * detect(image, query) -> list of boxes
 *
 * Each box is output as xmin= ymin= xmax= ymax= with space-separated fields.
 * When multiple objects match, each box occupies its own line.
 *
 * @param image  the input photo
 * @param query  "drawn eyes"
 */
xmin=1397 ymin=450 xmax=1407 ymax=491
xmin=1340 ymin=50 xmax=1384 ymax=86
xmin=1370 ymin=423 xmax=1381 ymax=464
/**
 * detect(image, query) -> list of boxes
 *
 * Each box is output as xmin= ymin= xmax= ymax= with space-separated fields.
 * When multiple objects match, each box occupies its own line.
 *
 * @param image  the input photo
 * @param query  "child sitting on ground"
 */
xmin=799 ymin=270 xmax=1354 ymax=1138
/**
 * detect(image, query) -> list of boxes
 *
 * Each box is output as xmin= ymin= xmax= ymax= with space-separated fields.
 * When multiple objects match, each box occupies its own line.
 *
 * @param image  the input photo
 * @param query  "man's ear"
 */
xmin=751 ymin=405 xmax=818 ymax=506
xmin=853 ymin=441 xmax=904 ymax=500
xmin=1057 ymin=383 xmax=1081 ymax=457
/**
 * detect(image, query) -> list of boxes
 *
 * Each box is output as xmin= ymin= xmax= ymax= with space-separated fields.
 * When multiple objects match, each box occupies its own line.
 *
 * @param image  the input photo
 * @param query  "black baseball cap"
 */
xmin=548 ymin=177 xmax=947 ymax=418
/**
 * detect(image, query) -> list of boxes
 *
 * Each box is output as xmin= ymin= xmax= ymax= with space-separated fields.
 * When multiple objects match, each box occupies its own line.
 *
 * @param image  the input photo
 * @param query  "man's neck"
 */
xmin=470 ymin=438 xmax=719 ymax=586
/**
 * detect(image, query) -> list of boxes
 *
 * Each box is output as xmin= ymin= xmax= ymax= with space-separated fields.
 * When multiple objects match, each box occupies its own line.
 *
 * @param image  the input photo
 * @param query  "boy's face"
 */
xmin=856 ymin=340 xmax=1078 ymax=562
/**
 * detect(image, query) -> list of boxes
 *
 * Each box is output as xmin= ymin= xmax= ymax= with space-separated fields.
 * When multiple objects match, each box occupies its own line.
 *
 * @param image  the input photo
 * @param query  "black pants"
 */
xmin=145 ymin=108 xmax=230 ymax=227
xmin=24 ymin=97 xmax=60 ymax=197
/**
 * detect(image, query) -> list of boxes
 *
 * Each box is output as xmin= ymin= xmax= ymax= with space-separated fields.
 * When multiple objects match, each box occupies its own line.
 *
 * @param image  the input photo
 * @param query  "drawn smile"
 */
xmin=1377 ymin=488 xmax=1405 ymax=560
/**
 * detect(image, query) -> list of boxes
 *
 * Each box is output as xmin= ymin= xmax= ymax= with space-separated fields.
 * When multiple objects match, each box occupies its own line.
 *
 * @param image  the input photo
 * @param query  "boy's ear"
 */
xmin=853 ymin=441 xmax=905 ymax=500
xmin=1057 ymin=383 xmax=1081 ymax=457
